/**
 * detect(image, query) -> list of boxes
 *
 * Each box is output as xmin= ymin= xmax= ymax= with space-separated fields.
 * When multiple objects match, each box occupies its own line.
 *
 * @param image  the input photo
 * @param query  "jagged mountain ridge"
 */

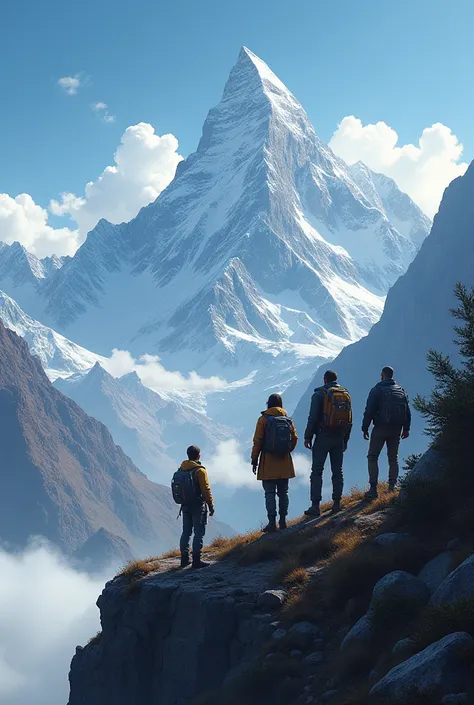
xmin=0 ymin=321 xmax=230 ymax=556
xmin=16 ymin=48 xmax=429 ymax=381
xmin=55 ymin=362 xmax=233 ymax=482
xmin=0 ymin=288 xmax=104 ymax=380
xmin=293 ymin=160 xmax=474 ymax=486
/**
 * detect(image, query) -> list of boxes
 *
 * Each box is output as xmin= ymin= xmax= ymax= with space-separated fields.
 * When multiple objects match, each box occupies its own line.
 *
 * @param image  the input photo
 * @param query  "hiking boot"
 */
xmin=263 ymin=517 xmax=277 ymax=533
xmin=180 ymin=552 xmax=190 ymax=568
xmin=304 ymin=502 xmax=321 ymax=518
xmin=331 ymin=499 xmax=342 ymax=514
xmin=388 ymin=481 xmax=397 ymax=493
xmin=364 ymin=484 xmax=378 ymax=500
xmin=191 ymin=556 xmax=210 ymax=570
xmin=279 ymin=516 xmax=287 ymax=530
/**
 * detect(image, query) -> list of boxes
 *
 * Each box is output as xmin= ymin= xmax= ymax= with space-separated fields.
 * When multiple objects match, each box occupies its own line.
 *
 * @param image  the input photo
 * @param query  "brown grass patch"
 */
xmin=160 ymin=548 xmax=180 ymax=559
xmin=206 ymin=530 xmax=263 ymax=559
xmin=119 ymin=556 xmax=160 ymax=577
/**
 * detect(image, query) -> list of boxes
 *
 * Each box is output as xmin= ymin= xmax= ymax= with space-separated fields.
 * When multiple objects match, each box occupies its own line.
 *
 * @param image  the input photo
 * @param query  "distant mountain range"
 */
xmin=0 ymin=321 xmax=231 ymax=562
xmin=293 ymin=161 xmax=474 ymax=487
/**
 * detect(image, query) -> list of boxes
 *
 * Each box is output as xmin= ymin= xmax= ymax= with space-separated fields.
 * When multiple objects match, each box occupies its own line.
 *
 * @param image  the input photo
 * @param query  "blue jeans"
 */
xmin=180 ymin=502 xmax=208 ymax=557
xmin=262 ymin=479 xmax=289 ymax=518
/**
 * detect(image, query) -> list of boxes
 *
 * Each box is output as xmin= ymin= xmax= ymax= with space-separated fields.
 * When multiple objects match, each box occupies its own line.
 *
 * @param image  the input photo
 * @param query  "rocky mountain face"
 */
xmin=55 ymin=363 xmax=232 ymax=482
xmin=6 ymin=50 xmax=428 ymax=390
xmin=0 ymin=288 xmax=104 ymax=381
xmin=67 ymin=450 xmax=474 ymax=705
xmin=0 ymin=241 xmax=66 ymax=316
xmin=0 ymin=321 xmax=229 ymax=559
xmin=293 ymin=160 xmax=474 ymax=487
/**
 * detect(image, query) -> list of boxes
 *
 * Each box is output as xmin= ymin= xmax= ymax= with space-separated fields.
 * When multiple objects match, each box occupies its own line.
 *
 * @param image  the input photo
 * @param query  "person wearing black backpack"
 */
xmin=251 ymin=393 xmax=298 ymax=533
xmin=172 ymin=445 xmax=215 ymax=569
xmin=362 ymin=366 xmax=411 ymax=499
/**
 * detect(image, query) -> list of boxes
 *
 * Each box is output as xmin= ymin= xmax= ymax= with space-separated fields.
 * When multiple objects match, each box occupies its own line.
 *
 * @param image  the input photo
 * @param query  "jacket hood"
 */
xmin=179 ymin=460 xmax=203 ymax=471
xmin=376 ymin=379 xmax=398 ymax=387
xmin=261 ymin=406 xmax=287 ymax=416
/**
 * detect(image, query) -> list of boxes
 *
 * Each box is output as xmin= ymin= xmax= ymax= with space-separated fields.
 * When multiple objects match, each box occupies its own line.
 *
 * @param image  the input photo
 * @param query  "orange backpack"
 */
xmin=320 ymin=386 xmax=352 ymax=429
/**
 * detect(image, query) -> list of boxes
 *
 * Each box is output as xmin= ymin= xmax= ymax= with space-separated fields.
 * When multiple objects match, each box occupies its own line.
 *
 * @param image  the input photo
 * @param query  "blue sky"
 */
xmin=0 ymin=0 xmax=472 ymax=252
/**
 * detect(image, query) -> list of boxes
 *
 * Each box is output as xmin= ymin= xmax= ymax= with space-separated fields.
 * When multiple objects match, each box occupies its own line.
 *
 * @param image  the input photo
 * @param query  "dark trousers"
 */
xmin=180 ymin=502 xmax=208 ymax=557
xmin=262 ymin=479 xmax=289 ymax=518
xmin=310 ymin=430 xmax=345 ymax=502
xmin=368 ymin=425 xmax=402 ymax=484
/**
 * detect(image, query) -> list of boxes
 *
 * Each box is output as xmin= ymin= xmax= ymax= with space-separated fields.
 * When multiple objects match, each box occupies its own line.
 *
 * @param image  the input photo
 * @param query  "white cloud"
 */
xmin=0 ymin=193 xmax=80 ymax=257
xmin=329 ymin=116 xmax=469 ymax=217
xmin=104 ymin=348 xmax=228 ymax=392
xmin=0 ymin=540 xmax=105 ymax=705
xmin=50 ymin=122 xmax=182 ymax=238
xmin=57 ymin=74 xmax=84 ymax=96
xmin=91 ymin=102 xmax=116 ymax=124
xmin=206 ymin=439 xmax=260 ymax=489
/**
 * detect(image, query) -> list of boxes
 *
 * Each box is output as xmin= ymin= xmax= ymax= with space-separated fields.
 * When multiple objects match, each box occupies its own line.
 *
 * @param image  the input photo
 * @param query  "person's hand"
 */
xmin=252 ymin=463 xmax=258 ymax=475
xmin=401 ymin=430 xmax=410 ymax=440
xmin=304 ymin=439 xmax=313 ymax=450
xmin=363 ymin=431 xmax=370 ymax=441
xmin=209 ymin=506 xmax=215 ymax=517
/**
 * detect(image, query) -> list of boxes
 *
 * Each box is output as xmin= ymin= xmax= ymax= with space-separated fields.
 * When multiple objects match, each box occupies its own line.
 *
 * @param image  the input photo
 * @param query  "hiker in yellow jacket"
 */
xmin=179 ymin=445 xmax=214 ymax=569
xmin=251 ymin=393 xmax=298 ymax=533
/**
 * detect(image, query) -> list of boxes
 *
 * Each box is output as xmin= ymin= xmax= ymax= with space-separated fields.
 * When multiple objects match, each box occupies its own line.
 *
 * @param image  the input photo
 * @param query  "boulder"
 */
xmin=373 ymin=532 xmax=413 ymax=548
xmin=342 ymin=572 xmax=429 ymax=653
xmin=441 ymin=694 xmax=469 ymax=705
xmin=431 ymin=555 xmax=474 ymax=606
xmin=341 ymin=614 xmax=373 ymax=652
xmin=258 ymin=589 xmax=288 ymax=610
xmin=407 ymin=447 xmax=446 ymax=484
xmin=392 ymin=637 xmax=417 ymax=661
xmin=304 ymin=651 xmax=324 ymax=666
xmin=418 ymin=552 xmax=454 ymax=594
xmin=288 ymin=621 xmax=321 ymax=649
xmin=272 ymin=628 xmax=287 ymax=641
xmin=371 ymin=570 xmax=430 ymax=611
xmin=369 ymin=632 xmax=473 ymax=702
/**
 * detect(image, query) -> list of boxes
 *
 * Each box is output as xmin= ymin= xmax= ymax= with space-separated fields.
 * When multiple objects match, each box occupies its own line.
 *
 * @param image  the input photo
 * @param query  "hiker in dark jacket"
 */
xmin=304 ymin=370 xmax=352 ymax=517
xmin=362 ymin=366 xmax=411 ymax=499
xmin=179 ymin=445 xmax=214 ymax=569
xmin=251 ymin=393 xmax=298 ymax=533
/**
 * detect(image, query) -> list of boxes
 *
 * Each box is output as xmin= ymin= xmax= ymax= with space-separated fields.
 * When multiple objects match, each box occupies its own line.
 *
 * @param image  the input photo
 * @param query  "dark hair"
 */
xmin=324 ymin=370 xmax=338 ymax=383
xmin=382 ymin=366 xmax=394 ymax=379
xmin=187 ymin=445 xmax=201 ymax=460
xmin=267 ymin=393 xmax=283 ymax=409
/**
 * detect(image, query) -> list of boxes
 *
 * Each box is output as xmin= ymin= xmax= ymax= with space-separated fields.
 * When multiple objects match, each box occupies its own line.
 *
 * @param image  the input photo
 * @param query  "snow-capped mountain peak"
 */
xmin=0 ymin=49 xmax=431 ymax=424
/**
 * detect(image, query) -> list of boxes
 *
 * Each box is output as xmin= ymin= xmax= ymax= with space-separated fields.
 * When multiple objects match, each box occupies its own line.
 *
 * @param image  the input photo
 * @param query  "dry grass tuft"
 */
xmin=87 ymin=630 xmax=102 ymax=646
xmin=160 ymin=548 xmax=180 ymax=559
xmin=206 ymin=530 xmax=263 ymax=559
xmin=119 ymin=556 xmax=160 ymax=577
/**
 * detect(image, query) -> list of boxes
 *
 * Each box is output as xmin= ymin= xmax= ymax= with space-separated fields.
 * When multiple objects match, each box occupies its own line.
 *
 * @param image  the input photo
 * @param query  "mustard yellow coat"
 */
xmin=251 ymin=407 xmax=298 ymax=481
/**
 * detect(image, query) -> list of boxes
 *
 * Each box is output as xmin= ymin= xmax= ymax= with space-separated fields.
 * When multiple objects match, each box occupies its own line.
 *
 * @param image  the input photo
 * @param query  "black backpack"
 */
xmin=379 ymin=385 xmax=408 ymax=426
xmin=171 ymin=467 xmax=202 ymax=505
xmin=262 ymin=414 xmax=293 ymax=454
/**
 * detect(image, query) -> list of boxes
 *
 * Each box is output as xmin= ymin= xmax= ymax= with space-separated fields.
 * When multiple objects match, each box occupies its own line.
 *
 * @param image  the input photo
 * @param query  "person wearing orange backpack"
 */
xmin=304 ymin=370 xmax=352 ymax=517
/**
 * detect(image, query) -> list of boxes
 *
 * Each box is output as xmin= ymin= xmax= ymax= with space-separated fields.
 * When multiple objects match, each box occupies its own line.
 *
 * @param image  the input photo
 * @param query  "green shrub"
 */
xmin=413 ymin=599 xmax=474 ymax=650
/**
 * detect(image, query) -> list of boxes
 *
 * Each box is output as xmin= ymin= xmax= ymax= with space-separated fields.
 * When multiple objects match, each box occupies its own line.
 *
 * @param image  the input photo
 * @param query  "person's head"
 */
xmin=267 ymin=393 xmax=283 ymax=409
xmin=381 ymin=366 xmax=394 ymax=381
xmin=323 ymin=370 xmax=338 ymax=385
xmin=187 ymin=445 xmax=201 ymax=461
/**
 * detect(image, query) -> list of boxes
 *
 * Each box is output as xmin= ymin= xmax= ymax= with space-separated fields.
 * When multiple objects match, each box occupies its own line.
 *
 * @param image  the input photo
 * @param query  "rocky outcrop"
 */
xmin=370 ymin=632 xmax=474 ymax=702
xmin=68 ymin=556 xmax=283 ymax=705
xmin=431 ymin=555 xmax=474 ymax=606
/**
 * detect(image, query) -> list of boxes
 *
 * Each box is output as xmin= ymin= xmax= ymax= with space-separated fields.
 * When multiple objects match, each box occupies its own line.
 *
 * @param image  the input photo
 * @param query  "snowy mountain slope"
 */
xmin=55 ymin=363 xmax=233 ymax=483
xmin=35 ymin=48 xmax=428 ymax=381
xmin=293 ymin=161 xmax=474 ymax=488
xmin=0 ymin=241 xmax=66 ymax=317
xmin=0 ymin=289 xmax=104 ymax=380
xmin=349 ymin=162 xmax=431 ymax=249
